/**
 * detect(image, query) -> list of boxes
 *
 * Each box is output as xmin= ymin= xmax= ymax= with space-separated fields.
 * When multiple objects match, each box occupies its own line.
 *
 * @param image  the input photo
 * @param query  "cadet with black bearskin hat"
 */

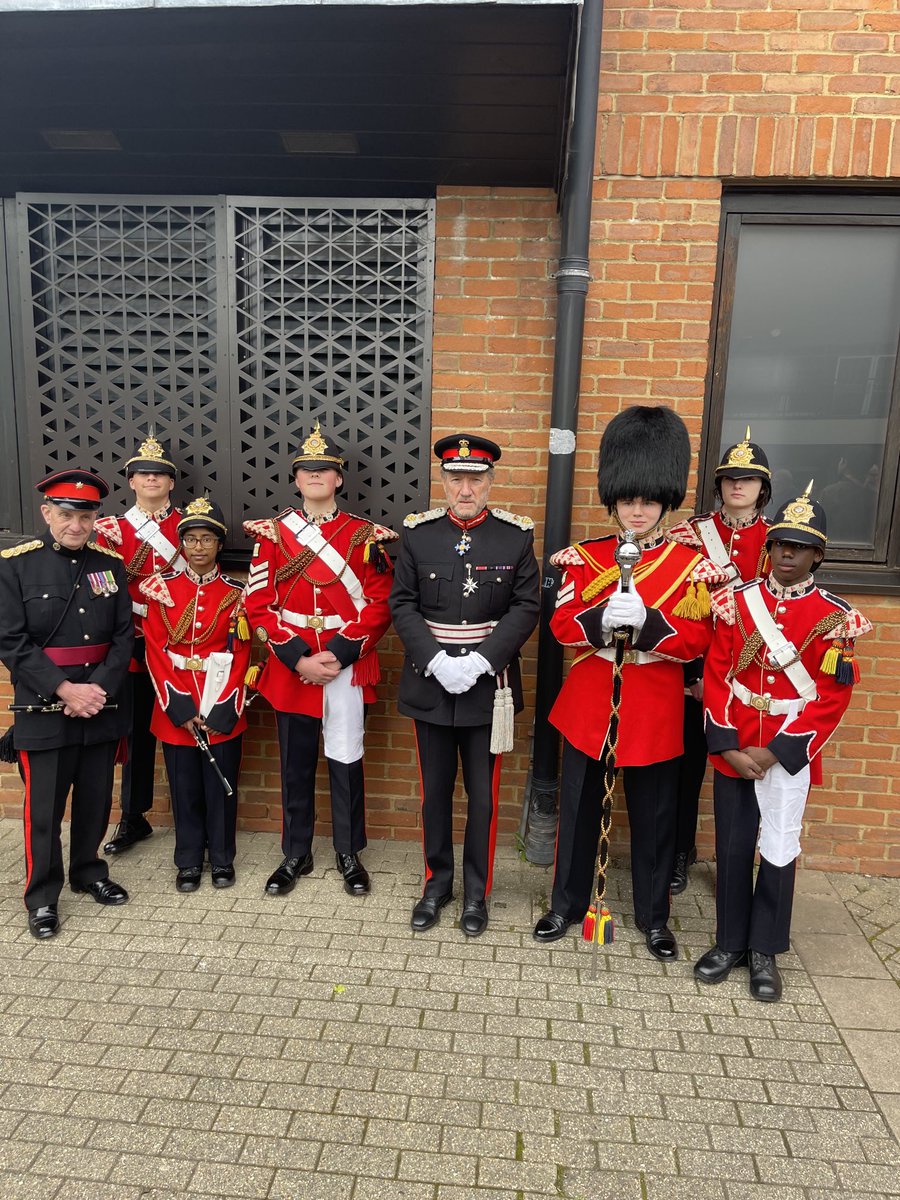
xmin=0 ymin=468 xmax=134 ymax=939
xmin=140 ymin=497 xmax=251 ymax=892
xmin=533 ymin=406 xmax=728 ymax=961
xmin=94 ymin=434 xmax=186 ymax=855
xmin=390 ymin=435 xmax=540 ymax=938
xmin=667 ymin=428 xmax=773 ymax=895
xmin=697 ymin=484 xmax=870 ymax=1002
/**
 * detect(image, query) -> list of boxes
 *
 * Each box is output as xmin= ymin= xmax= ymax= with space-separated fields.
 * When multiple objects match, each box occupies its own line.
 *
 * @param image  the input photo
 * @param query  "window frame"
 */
xmin=700 ymin=191 xmax=900 ymax=596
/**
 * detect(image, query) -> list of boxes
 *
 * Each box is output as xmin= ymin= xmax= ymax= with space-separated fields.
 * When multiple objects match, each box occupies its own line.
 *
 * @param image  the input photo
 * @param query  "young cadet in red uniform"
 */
xmin=243 ymin=424 xmax=396 ymax=898
xmin=141 ymin=497 xmax=251 ymax=891
xmin=94 ymin=434 xmax=185 ymax=855
xmin=533 ymin=406 xmax=728 ymax=961
xmin=0 ymin=469 xmax=133 ymax=939
xmin=390 ymin=435 xmax=540 ymax=938
xmin=698 ymin=485 xmax=870 ymax=1002
xmin=666 ymin=430 xmax=772 ymax=894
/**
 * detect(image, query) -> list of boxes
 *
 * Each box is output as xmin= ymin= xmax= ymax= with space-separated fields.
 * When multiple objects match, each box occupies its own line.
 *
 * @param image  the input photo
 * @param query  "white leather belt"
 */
xmin=132 ymin=601 xmax=148 ymax=618
xmin=282 ymin=609 xmax=343 ymax=632
xmin=168 ymin=650 xmax=210 ymax=672
xmin=593 ymin=646 xmax=655 ymax=665
xmin=425 ymin=619 xmax=496 ymax=644
xmin=732 ymin=679 xmax=807 ymax=716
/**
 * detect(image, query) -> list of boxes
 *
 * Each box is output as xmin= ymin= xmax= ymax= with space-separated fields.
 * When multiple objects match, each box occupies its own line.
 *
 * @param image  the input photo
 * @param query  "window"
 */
xmin=702 ymin=193 xmax=900 ymax=594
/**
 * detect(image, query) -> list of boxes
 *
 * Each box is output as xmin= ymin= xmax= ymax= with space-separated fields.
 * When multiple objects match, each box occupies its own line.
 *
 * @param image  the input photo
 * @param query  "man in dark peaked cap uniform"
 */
xmin=390 ymin=435 xmax=540 ymax=938
xmin=0 ymin=468 xmax=133 ymax=939
xmin=94 ymin=433 xmax=185 ymax=855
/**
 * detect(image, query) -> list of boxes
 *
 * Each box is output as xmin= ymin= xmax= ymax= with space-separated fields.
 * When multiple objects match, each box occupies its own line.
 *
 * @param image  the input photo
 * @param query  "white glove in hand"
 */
xmin=601 ymin=588 xmax=647 ymax=633
xmin=427 ymin=650 xmax=476 ymax=694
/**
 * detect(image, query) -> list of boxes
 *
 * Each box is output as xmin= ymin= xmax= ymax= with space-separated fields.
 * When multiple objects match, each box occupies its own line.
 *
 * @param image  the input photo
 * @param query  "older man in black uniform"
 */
xmin=0 ymin=468 xmax=133 ymax=939
xmin=390 ymin=435 xmax=540 ymax=937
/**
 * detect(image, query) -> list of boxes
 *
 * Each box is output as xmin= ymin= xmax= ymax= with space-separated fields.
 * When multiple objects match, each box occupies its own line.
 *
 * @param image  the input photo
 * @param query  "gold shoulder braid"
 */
xmin=734 ymin=605 xmax=846 ymax=676
xmin=162 ymin=588 xmax=241 ymax=646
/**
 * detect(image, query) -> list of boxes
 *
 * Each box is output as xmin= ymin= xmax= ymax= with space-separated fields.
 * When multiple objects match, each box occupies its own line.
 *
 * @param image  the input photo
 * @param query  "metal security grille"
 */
xmin=10 ymin=194 xmax=434 ymax=543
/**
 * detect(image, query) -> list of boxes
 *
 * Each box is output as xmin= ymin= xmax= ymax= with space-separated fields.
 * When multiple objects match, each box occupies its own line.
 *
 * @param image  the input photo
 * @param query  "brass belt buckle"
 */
xmin=307 ymin=615 xmax=324 ymax=631
xmin=184 ymin=656 xmax=204 ymax=671
xmin=750 ymin=694 xmax=770 ymax=713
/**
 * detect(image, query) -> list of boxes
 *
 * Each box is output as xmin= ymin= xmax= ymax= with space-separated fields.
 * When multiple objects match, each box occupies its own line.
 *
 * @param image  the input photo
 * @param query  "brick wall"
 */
xmin=1 ymin=0 xmax=898 ymax=878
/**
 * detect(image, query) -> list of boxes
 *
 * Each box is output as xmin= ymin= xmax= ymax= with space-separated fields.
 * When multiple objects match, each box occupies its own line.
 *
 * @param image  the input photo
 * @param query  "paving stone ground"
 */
xmin=0 ymin=819 xmax=898 ymax=1200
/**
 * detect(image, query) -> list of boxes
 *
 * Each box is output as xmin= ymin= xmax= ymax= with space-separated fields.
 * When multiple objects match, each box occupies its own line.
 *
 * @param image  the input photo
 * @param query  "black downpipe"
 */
xmin=524 ymin=0 xmax=605 ymax=863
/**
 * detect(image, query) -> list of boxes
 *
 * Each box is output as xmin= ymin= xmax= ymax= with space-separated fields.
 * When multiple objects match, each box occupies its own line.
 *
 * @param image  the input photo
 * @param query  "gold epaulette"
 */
xmin=403 ymin=507 xmax=447 ymax=529
xmin=89 ymin=542 xmax=124 ymax=560
xmin=490 ymin=508 xmax=535 ymax=531
xmin=1 ymin=539 xmax=42 ymax=559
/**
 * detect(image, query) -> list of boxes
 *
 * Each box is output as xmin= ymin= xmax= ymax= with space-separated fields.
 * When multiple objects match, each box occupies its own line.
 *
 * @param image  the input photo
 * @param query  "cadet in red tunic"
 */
xmin=243 ymin=425 xmax=396 ymax=898
xmin=698 ymin=485 xmax=870 ymax=1001
xmin=534 ymin=407 xmax=728 ymax=961
xmin=141 ymin=498 xmax=250 ymax=891
xmin=666 ymin=429 xmax=772 ymax=894
xmin=94 ymin=434 xmax=185 ymax=854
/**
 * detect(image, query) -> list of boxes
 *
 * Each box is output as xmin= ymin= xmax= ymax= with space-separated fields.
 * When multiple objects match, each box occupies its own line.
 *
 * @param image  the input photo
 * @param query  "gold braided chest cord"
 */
xmin=162 ymin=588 xmax=241 ymax=647
xmin=275 ymin=521 xmax=372 ymax=586
xmin=125 ymin=541 xmax=182 ymax=583
xmin=734 ymin=605 xmax=846 ymax=677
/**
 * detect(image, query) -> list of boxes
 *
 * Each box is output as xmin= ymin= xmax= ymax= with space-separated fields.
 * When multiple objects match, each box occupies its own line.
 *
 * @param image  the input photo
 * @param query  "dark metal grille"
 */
xmin=11 ymin=194 xmax=434 ymax=542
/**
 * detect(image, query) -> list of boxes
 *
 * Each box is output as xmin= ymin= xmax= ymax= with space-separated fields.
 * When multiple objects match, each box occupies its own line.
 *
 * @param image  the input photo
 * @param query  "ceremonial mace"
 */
xmin=191 ymin=725 xmax=234 ymax=797
xmin=586 ymin=529 xmax=642 ymax=980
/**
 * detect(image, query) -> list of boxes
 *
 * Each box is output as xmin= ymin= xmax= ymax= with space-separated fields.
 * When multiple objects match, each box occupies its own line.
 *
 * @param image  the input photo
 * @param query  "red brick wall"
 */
xmin=2 ymin=0 xmax=898 ymax=877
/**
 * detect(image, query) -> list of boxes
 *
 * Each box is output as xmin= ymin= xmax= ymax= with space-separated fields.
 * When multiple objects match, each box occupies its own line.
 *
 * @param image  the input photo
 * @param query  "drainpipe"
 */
xmin=524 ymin=0 xmax=605 ymax=864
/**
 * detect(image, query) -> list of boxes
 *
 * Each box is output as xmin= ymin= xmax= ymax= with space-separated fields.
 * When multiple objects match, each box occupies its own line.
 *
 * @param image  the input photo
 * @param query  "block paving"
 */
xmin=0 ymin=819 xmax=898 ymax=1199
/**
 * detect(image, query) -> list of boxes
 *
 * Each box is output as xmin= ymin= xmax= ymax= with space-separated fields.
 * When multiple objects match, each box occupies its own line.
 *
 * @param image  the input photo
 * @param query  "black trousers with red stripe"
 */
xmin=162 ymin=737 xmax=242 ymax=870
xmin=19 ymin=741 xmax=116 ymax=910
xmin=551 ymin=739 xmax=680 ymax=930
xmin=413 ymin=720 xmax=500 ymax=903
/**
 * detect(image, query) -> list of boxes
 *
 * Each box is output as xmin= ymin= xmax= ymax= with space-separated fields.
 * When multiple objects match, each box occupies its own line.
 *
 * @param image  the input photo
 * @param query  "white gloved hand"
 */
xmin=465 ymin=651 xmax=494 ymax=678
xmin=427 ymin=650 xmax=476 ymax=694
xmin=601 ymin=586 xmax=647 ymax=633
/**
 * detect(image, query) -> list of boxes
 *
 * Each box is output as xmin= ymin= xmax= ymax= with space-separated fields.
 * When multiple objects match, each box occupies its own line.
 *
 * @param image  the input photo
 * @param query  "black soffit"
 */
xmin=0 ymin=3 xmax=577 ymax=197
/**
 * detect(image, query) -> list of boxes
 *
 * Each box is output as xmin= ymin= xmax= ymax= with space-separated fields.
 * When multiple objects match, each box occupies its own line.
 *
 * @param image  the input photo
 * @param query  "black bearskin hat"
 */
xmin=597 ymin=405 xmax=691 ymax=514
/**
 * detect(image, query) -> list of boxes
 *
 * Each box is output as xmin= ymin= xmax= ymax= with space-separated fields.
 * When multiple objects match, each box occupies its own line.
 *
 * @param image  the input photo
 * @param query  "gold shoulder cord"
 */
xmin=125 ymin=541 xmax=152 ymax=582
xmin=278 ymin=520 xmax=371 ymax=588
xmin=162 ymin=588 xmax=241 ymax=646
xmin=735 ymin=604 xmax=846 ymax=676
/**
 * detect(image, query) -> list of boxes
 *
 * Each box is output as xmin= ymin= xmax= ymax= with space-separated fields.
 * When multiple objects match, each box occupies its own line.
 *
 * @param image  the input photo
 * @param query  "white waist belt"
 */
xmin=593 ymin=646 xmax=655 ymax=665
xmin=282 ymin=609 xmax=344 ymax=631
xmin=168 ymin=650 xmax=210 ymax=672
xmin=132 ymin=601 xmax=148 ymax=618
xmin=731 ymin=679 xmax=808 ymax=716
xmin=425 ymin=619 xmax=497 ymax=645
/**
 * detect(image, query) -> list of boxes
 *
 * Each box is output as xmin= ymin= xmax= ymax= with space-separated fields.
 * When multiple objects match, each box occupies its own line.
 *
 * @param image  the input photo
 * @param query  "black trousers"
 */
xmin=162 ymin=737 xmax=242 ymax=869
xmin=675 ymin=694 xmax=709 ymax=855
xmin=712 ymin=771 xmax=796 ymax=955
xmin=413 ymin=720 xmax=500 ymax=903
xmin=551 ymin=739 xmax=680 ymax=929
xmin=19 ymin=741 xmax=116 ymax=910
xmin=275 ymin=712 xmax=366 ymax=858
xmin=120 ymin=669 xmax=157 ymax=817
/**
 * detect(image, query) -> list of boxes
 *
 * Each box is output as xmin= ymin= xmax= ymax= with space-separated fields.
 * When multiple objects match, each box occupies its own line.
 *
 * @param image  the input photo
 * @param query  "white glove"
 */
xmin=426 ymin=651 xmax=476 ymax=694
xmin=601 ymin=585 xmax=647 ymax=633
xmin=456 ymin=651 xmax=493 ymax=688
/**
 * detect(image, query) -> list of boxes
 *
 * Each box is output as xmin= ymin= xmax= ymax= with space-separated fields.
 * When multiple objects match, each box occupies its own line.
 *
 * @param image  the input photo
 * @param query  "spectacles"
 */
xmin=182 ymin=535 xmax=219 ymax=547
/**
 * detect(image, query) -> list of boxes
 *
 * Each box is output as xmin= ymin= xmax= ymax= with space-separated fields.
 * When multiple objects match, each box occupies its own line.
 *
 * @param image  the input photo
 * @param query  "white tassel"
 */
xmin=490 ymin=678 xmax=515 ymax=755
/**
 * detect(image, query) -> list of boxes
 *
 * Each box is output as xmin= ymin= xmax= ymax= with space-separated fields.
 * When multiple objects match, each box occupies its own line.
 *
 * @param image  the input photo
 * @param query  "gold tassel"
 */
xmin=581 ymin=564 xmax=620 ymax=603
xmin=820 ymin=643 xmax=840 ymax=676
xmin=695 ymin=580 xmax=711 ymax=617
xmin=244 ymin=664 xmax=261 ymax=689
xmin=237 ymin=612 xmax=251 ymax=641
xmin=598 ymin=906 xmax=615 ymax=945
xmin=673 ymin=579 xmax=699 ymax=619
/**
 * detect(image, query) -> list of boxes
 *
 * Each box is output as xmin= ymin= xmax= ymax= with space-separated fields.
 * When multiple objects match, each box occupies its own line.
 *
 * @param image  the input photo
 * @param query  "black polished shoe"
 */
xmin=211 ymin=865 xmax=236 ymax=889
xmin=748 ymin=950 xmax=783 ymax=1003
xmin=460 ymin=898 xmax=488 ymax=938
xmin=265 ymin=854 xmax=313 ymax=896
xmin=103 ymin=815 xmax=153 ymax=855
xmin=71 ymin=878 xmax=129 ymax=905
xmin=533 ymin=910 xmax=574 ymax=943
xmin=28 ymin=905 xmax=59 ymax=939
xmin=636 ymin=921 xmax=678 ymax=961
xmin=411 ymin=892 xmax=453 ymax=932
xmin=670 ymin=847 xmax=697 ymax=896
xmin=336 ymin=852 xmax=370 ymax=897
xmin=176 ymin=866 xmax=202 ymax=893
xmin=694 ymin=945 xmax=747 ymax=984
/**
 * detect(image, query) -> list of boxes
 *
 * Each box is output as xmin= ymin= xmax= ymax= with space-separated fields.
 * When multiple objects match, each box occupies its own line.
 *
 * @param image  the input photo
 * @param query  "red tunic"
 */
xmin=242 ymin=509 xmax=396 ymax=717
xmin=668 ymin=510 xmax=770 ymax=586
xmin=94 ymin=505 xmax=185 ymax=671
xmin=549 ymin=535 xmax=728 ymax=764
xmin=704 ymin=576 xmax=870 ymax=786
xmin=141 ymin=567 xmax=251 ymax=747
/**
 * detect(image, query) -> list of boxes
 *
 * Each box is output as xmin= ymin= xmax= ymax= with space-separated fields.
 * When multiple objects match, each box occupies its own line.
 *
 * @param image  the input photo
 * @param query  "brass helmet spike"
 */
xmin=802 ymin=479 xmax=814 ymax=497
xmin=745 ymin=425 xmax=751 ymax=442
